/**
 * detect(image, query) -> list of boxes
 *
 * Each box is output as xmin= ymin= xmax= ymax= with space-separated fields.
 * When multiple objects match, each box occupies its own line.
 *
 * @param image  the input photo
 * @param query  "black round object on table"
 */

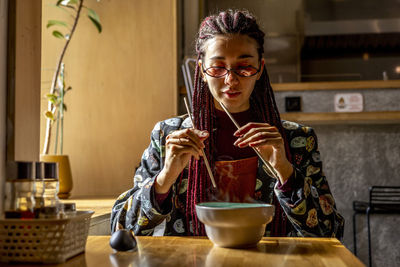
xmin=109 ymin=229 xmax=137 ymax=252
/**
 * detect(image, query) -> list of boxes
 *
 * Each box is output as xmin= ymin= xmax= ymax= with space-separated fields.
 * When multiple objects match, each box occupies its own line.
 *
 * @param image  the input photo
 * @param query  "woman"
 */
xmin=111 ymin=10 xmax=344 ymax=238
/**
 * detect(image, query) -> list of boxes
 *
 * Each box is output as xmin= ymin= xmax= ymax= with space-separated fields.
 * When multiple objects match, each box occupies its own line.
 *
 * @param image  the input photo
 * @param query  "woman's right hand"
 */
xmin=155 ymin=128 xmax=209 ymax=194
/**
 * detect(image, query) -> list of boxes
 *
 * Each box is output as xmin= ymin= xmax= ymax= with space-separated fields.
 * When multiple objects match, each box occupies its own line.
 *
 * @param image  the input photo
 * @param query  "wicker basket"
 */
xmin=0 ymin=210 xmax=94 ymax=264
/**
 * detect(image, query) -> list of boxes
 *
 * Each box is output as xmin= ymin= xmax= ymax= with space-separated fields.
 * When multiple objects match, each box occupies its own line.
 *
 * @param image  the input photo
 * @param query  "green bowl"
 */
xmin=196 ymin=202 xmax=275 ymax=248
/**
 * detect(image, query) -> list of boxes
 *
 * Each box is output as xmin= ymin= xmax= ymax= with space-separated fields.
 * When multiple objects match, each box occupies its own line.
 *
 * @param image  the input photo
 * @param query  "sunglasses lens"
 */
xmin=236 ymin=66 xmax=258 ymax=77
xmin=206 ymin=67 xmax=227 ymax=77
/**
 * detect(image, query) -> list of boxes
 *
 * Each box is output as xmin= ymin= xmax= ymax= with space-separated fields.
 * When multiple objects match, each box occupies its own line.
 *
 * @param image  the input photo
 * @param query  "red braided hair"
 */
xmin=186 ymin=10 xmax=292 ymax=236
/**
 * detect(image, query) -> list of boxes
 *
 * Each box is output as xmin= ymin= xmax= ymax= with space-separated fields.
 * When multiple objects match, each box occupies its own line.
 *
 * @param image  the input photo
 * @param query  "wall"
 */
xmin=313 ymin=124 xmax=400 ymax=266
xmin=275 ymin=89 xmax=400 ymax=266
xmin=7 ymin=0 xmax=41 ymax=161
xmin=41 ymin=0 xmax=178 ymax=197
xmin=0 ymin=0 xmax=8 ymax=215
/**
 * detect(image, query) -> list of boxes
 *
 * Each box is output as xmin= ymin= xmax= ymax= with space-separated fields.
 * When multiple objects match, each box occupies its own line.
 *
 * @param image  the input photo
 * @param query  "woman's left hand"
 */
xmin=233 ymin=122 xmax=293 ymax=184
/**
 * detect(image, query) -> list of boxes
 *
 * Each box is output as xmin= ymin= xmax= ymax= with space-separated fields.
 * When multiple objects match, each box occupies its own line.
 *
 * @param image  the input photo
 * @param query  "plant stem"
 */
xmin=54 ymin=108 xmax=60 ymax=154
xmin=61 ymin=113 xmax=64 ymax=155
xmin=42 ymin=0 xmax=84 ymax=154
xmin=54 ymin=63 xmax=65 ymax=155
xmin=60 ymin=64 xmax=65 ymax=155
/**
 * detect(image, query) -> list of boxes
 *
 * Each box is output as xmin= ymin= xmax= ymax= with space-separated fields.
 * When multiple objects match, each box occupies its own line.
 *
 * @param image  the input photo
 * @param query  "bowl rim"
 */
xmin=195 ymin=202 xmax=273 ymax=210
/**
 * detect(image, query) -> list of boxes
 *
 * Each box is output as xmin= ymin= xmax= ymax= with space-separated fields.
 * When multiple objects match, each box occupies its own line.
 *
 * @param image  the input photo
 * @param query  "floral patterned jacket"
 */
xmin=111 ymin=115 xmax=344 ymax=239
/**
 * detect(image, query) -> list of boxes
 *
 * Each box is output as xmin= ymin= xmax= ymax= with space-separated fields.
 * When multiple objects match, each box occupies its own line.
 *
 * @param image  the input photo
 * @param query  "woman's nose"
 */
xmin=224 ymin=70 xmax=239 ymax=86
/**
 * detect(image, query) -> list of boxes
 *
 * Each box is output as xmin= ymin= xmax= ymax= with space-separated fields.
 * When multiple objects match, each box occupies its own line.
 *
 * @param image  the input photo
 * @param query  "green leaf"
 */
xmin=47 ymin=20 xmax=68 ymax=29
xmin=63 ymin=86 xmax=72 ymax=96
xmin=46 ymin=93 xmax=57 ymax=99
xmin=52 ymin=4 xmax=74 ymax=14
xmin=59 ymin=0 xmax=78 ymax=6
xmin=45 ymin=111 xmax=55 ymax=121
xmin=46 ymin=94 xmax=58 ymax=105
xmin=87 ymin=8 xmax=102 ymax=33
xmin=52 ymin=30 xmax=64 ymax=39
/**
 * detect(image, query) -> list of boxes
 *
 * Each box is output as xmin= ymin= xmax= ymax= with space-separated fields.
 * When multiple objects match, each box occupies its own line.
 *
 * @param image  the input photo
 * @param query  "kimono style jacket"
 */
xmin=111 ymin=115 xmax=345 ymax=239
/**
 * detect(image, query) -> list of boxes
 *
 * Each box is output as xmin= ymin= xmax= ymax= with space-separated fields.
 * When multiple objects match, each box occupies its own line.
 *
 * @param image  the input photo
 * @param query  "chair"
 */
xmin=353 ymin=186 xmax=400 ymax=267
xmin=181 ymin=58 xmax=196 ymax=111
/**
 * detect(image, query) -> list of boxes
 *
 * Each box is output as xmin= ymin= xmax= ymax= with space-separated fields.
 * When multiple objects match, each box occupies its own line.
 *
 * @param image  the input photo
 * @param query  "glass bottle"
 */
xmin=39 ymin=162 xmax=61 ymax=219
xmin=4 ymin=161 xmax=36 ymax=219
xmin=34 ymin=162 xmax=45 ymax=218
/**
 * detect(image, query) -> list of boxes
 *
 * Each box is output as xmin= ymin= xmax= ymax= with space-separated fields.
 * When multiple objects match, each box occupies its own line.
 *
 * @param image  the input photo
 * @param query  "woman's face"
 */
xmin=200 ymin=34 xmax=264 ymax=113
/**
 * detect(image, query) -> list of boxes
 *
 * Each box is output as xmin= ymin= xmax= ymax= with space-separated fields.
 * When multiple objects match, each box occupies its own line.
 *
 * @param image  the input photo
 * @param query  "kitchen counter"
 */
xmin=4 ymin=236 xmax=365 ymax=267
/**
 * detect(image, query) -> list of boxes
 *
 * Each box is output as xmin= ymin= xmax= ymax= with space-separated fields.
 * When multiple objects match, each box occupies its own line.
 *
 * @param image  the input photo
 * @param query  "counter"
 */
xmin=62 ymin=197 xmax=115 ymax=235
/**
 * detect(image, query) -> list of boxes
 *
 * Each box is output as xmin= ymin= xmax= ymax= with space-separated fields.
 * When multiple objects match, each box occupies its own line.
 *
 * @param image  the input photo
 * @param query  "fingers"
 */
xmin=234 ymin=122 xmax=276 ymax=137
xmin=166 ymin=137 xmax=201 ymax=158
xmin=235 ymin=136 xmax=282 ymax=148
xmin=166 ymin=129 xmax=209 ymax=160
xmin=167 ymin=129 xmax=209 ymax=149
xmin=248 ymin=137 xmax=283 ymax=148
xmin=168 ymin=143 xmax=202 ymax=160
xmin=234 ymin=125 xmax=280 ymax=143
xmin=232 ymin=123 xmax=282 ymax=148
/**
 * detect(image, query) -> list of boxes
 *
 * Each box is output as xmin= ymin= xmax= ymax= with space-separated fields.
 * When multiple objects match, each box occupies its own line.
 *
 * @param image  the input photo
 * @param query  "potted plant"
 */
xmin=41 ymin=0 xmax=102 ymax=199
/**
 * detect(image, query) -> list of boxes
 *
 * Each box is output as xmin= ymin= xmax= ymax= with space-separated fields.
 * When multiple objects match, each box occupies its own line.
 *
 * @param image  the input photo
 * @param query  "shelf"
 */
xmin=280 ymin=111 xmax=400 ymax=125
xmin=179 ymin=81 xmax=400 ymax=95
xmin=272 ymin=80 xmax=400 ymax=92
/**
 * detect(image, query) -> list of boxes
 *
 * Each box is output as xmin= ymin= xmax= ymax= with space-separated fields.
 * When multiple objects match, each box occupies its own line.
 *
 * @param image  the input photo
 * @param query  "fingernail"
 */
xmin=200 ymin=131 xmax=208 ymax=137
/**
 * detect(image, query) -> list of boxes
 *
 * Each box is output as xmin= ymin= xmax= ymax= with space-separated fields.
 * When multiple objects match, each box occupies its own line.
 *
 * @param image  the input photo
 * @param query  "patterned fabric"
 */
xmin=110 ymin=116 xmax=345 ymax=239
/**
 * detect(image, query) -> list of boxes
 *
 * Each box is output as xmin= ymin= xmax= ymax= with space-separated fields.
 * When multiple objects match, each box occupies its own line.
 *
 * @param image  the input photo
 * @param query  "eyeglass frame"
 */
xmin=201 ymin=60 xmax=263 ymax=78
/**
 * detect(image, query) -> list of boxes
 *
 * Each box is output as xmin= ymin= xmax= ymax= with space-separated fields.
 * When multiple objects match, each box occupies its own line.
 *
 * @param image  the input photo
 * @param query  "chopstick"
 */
xmin=183 ymin=97 xmax=217 ymax=188
xmin=218 ymin=101 xmax=280 ymax=181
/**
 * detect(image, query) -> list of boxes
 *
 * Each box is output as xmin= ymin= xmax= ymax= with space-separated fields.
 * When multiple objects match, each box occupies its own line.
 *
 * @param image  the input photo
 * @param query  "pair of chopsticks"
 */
xmin=183 ymin=97 xmax=217 ymax=188
xmin=218 ymin=101 xmax=280 ymax=181
xmin=183 ymin=97 xmax=280 ymax=188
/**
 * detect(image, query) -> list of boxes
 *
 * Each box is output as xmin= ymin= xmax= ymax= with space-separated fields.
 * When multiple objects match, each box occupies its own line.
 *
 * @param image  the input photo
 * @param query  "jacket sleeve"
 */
xmin=274 ymin=124 xmax=345 ymax=239
xmin=110 ymin=121 xmax=173 ymax=235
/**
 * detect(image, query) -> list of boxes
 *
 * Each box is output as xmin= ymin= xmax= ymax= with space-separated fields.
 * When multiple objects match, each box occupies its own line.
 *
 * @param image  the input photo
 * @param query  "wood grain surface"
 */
xmin=3 ymin=236 xmax=365 ymax=267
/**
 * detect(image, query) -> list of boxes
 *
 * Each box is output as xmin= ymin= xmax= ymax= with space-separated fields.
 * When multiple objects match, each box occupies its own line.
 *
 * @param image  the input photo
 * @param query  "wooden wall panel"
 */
xmin=1 ymin=0 xmax=8 ymax=216
xmin=7 ymin=0 xmax=41 ymax=162
xmin=41 ymin=0 xmax=177 ymax=197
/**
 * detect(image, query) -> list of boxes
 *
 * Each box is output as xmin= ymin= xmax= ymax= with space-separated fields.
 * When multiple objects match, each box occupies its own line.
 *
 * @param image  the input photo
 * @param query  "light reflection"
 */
xmin=109 ymin=251 xmax=138 ymax=267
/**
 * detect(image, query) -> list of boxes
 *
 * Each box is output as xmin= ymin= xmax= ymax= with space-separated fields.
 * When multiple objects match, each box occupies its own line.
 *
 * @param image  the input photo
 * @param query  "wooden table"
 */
xmin=8 ymin=236 xmax=365 ymax=267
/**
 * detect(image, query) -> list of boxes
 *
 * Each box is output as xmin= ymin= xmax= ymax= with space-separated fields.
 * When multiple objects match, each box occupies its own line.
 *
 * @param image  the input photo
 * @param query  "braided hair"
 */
xmin=186 ymin=9 xmax=292 ymax=236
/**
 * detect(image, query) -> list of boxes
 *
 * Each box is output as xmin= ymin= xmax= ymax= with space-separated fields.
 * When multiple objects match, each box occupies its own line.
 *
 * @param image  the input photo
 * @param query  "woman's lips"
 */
xmin=223 ymin=90 xmax=241 ymax=99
